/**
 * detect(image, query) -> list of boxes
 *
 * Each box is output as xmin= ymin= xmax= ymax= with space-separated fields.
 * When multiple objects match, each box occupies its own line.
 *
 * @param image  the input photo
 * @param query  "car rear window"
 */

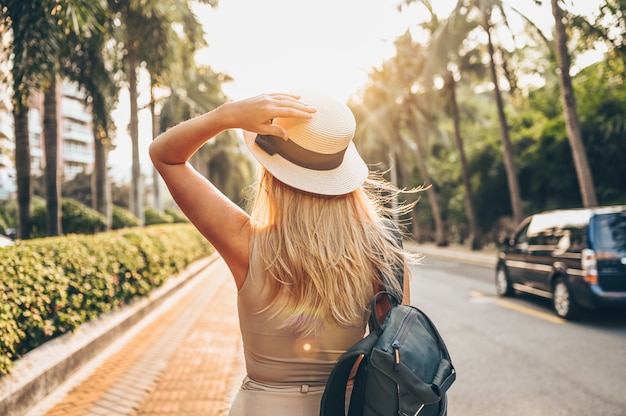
xmin=593 ymin=212 xmax=626 ymax=250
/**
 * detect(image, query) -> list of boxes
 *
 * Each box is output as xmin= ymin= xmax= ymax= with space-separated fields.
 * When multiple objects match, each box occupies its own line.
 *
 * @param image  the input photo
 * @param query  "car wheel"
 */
xmin=552 ymin=277 xmax=580 ymax=320
xmin=495 ymin=265 xmax=514 ymax=297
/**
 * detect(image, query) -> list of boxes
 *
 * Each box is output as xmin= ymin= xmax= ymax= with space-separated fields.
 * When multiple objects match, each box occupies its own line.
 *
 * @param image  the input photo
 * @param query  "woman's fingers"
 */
xmin=273 ymin=95 xmax=316 ymax=116
xmin=266 ymin=93 xmax=315 ymax=113
xmin=268 ymin=93 xmax=302 ymax=102
xmin=235 ymin=93 xmax=316 ymax=139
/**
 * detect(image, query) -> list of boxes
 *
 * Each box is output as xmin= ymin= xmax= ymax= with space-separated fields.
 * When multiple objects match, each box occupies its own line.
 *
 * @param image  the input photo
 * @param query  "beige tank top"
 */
xmin=237 ymin=246 xmax=368 ymax=386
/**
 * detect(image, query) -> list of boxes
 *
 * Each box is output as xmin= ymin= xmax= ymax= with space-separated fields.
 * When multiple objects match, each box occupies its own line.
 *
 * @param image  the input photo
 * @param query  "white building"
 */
xmin=0 ymin=27 xmax=16 ymax=200
xmin=0 ymin=80 xmax=95 ymax=200
xmin=0 ymin=101 xmax=16 ymax=200
xmin=28 ymin=100 xmax=44 ymax=178
xmin=59 ymin=82 xmax=94 ymax=180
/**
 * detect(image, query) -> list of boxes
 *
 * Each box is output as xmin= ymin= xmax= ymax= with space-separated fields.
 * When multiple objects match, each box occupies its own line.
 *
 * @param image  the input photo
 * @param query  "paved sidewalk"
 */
xmin=20 ymin=242 xmax=495 ymax=416
xmin=26 ymin=258 xmax=245 ymax=416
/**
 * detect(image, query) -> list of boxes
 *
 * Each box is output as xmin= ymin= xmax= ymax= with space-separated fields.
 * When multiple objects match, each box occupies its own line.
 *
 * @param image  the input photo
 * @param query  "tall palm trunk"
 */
xmin=126 ymin=40 xmax=143 ymax=224
xmin=150 ymin=82 xmax=161 ymax=211
xmin=412 ymin=128 xmax=447 ymax=247
xmin=411 ymin=203 xmax=422 ymax=242
xmin=92 ymin=129 xmax=110 ymax=230
xmin=446 ymin=73 xmax=481 ymax=249
xmin=483 ymin=9 xmax=524 ymax=225
xmin=14 ymin=104 xmax=31 ymax=240
xmin=43 ymin=75 xmax=62 ymax=236
xmin=551 ymin=0 xmax=598 ymax=207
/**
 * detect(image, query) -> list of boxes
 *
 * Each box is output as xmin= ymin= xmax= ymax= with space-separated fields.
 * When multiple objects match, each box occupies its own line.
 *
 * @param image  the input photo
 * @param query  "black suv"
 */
xmin=495 ymin=206 xmax=626 ymax=319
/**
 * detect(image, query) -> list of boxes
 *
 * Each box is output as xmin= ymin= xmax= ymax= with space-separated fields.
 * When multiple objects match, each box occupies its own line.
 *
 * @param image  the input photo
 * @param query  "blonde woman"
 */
xmin=150 ymin=90 xmax=414 ymax=415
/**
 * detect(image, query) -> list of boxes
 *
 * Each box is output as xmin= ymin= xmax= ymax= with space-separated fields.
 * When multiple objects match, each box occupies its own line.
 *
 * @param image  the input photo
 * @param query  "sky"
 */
xmin=108 ymin=0 xmax=602 ymax=184
xmin=189 ymin=0 xmax=602 ymax=102
xmin=192 ymin=0 xmax=429 ymax=102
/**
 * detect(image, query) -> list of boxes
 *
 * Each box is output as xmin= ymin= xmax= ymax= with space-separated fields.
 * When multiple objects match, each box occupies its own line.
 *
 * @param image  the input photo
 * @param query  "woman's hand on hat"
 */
xmin=226 ymin=93 xmax=316 ymax=140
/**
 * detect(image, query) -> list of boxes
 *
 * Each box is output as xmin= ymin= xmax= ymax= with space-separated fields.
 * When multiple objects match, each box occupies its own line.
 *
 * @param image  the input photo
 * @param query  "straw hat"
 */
xmin=243 ymin=90 xmax=368 ymax=195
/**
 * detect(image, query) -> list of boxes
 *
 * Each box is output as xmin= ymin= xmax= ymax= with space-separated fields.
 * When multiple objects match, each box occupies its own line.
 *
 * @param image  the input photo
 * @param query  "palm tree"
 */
xmin=143 ymin=23 xmax=209 ymax=212
xmin=356 ymin=33 xmax=448 ymax=245
xmin=2 ymin=1 xmax=48 ymax=239
xmin=2 ymin=0 xmax=62 ymax=239
xmin=43 ymin=74 xmax=61 ymax=235
xmin=149 ymin=82 xmax=162 ymax=211
xmin=550 ymin=0 xmax=598 ymax=207
xmin=109 ymin=0 xmax=217 ymax=224
xmin=404 ymin=97 xmax=448 ymax=246
xmin=43 ymin=0 xmax=107 ymax=236
xmin=444 ymin=71 xmax=482 ymax=249
xmin=417 ymin=2 xmax=485 ymax=248
xmin=62 ymin=11 xmax=121 ymax=228
xmin=124 ymin=27 xmax=141 ymax=222
xmin=406 ymin=0 xmax=525 ymax=224
xmin=12 ymin=103 xmax=31 ymax=239
xmin=479 ymin=2 xmax=524 ymax=224
xmin=1 ymin=0 xmax=106 ymax=238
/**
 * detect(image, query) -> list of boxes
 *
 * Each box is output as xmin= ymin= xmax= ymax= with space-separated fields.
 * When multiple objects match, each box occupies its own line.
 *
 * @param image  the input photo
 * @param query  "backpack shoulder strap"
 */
xmin=320 ymin=332 xmax=379 ymax=416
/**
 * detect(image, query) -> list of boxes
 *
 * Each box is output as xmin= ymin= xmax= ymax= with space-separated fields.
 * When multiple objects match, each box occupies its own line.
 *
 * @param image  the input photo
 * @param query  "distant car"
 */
xmin=495 ymin=206 xmax=626 ymax=319
xmin=0 ymin=235 xmax=14 ymax=248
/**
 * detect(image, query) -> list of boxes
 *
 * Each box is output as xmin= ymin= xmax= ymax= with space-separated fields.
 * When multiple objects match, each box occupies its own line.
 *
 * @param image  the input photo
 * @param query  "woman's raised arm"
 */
xmin=149 ymin=94 xmax=315 ymax=287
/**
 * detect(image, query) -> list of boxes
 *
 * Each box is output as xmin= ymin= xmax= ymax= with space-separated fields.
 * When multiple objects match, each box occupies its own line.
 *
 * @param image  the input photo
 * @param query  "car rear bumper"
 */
xmin=570 ymin=275 xmax=626 ymax=308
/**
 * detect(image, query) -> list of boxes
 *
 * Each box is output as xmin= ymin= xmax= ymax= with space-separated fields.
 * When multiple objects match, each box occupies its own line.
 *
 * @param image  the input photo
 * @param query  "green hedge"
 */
xmin=144 ymin=207 xmax=190 ymax=226
xmin=31 ymin=198 xmax=108 ymax=237
xmin=112 ymin=205 xmax=141 ymax=229
xmin=0 ymin=224 xmax=214 ymax=375
xmin=144 ymin=206 xmax=174 ymax=226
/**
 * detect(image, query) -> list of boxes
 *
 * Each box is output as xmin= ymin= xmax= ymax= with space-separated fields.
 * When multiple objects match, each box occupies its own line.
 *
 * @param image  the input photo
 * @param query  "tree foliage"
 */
xmin=2 ymin=0 xmax=626 ymax=246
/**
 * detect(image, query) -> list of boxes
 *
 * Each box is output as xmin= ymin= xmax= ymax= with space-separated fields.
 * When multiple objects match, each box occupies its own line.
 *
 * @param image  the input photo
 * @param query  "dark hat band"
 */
xmin=254 ymin=134 xmax=346 ymax=171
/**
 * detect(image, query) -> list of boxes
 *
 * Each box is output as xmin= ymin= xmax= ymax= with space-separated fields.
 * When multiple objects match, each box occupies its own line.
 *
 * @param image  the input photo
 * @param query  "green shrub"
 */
xmin=31 ymin=198 xmax=107 ymax=237
xmin=0 ymin=224 xmax=213 ymax=375
xmin=164 ymin=207 xmax=189 ymax=223
xmin=111 ymin=205 xmax=140 ymax=229
xmin=144 ymin=206 xmax=173 ymax=226
xmin=62 ymin=198 xmax=107 ymax=234
xmin=0 ymin=199 xmax=18 ymax=231
xmin=0 ymin=196 xmax=46 ymax=235
xmin=0 ymin=214 xmax=7 ymax=235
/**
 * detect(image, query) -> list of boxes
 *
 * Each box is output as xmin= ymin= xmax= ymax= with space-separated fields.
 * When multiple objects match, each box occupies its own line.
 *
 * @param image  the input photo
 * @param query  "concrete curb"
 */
xmin=405 ymin=240 xmax=498 ymax=269
xmin=0 ymin=253 xmax=219 ymax=416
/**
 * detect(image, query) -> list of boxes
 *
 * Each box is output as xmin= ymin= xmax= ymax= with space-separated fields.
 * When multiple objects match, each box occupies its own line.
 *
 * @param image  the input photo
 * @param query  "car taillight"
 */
xmin=581 ymin=248 xmax=598 ymax=285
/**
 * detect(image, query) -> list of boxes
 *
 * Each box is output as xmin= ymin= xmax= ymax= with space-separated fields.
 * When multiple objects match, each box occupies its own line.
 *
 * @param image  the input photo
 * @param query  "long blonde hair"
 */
xmin=249 ymin=168 xmax=417 ymax=335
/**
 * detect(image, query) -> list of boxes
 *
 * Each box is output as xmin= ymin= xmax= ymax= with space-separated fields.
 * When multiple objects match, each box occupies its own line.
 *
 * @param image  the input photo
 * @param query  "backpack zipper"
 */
xmin=391 ymin=309 xmax=418 ymax=372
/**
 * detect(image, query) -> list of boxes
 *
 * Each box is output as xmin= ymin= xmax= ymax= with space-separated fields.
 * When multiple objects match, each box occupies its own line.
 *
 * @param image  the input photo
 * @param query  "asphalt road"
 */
xmin=409 ymin=257 xmax=626 ymax=416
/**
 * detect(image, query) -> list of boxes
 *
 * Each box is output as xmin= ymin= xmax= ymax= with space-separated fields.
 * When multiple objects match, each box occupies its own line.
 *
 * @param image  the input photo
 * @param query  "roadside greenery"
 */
xmin=354 ymin=38 xmax=626 ymax=245
xmin=32 ymin=198 xmax=107 ymax=237
xmin=1 ymin=1 xmax=625 ymax=246
xmin=0 ymin=223 xmax=214 ymax=376
xmin=0 ymin=197 xmax=188 ymax=237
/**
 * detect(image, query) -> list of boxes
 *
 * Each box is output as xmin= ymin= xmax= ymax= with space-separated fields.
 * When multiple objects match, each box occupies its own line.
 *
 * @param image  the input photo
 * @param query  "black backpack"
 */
xmin=320 ymin=292 xmax=456 ymax=416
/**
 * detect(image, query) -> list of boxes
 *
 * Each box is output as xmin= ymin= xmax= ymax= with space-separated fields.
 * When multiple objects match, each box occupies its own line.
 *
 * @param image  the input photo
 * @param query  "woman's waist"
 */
xmin=240 ymin=376 xmax=327 ymax=393
xmin=243 ymin=351 xmax=336 ymax=387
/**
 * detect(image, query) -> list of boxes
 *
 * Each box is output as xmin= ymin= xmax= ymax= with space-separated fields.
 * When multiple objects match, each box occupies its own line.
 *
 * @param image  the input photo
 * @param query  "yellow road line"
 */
xmin=469 ymin=291 xmax=565 ymax=324
xmin=496 ymin=298 xmax=565 ymax=324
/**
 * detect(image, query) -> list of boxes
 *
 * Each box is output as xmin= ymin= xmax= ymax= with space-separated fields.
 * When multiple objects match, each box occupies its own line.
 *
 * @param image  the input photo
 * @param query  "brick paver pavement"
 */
xmin=32 ymin=257 xmax=245 ymax=416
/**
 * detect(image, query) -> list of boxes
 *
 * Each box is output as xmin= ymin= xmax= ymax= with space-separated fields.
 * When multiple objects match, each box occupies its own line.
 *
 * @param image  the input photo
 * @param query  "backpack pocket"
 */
xmin=370 ymin=306 xmax=456 ymax=415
